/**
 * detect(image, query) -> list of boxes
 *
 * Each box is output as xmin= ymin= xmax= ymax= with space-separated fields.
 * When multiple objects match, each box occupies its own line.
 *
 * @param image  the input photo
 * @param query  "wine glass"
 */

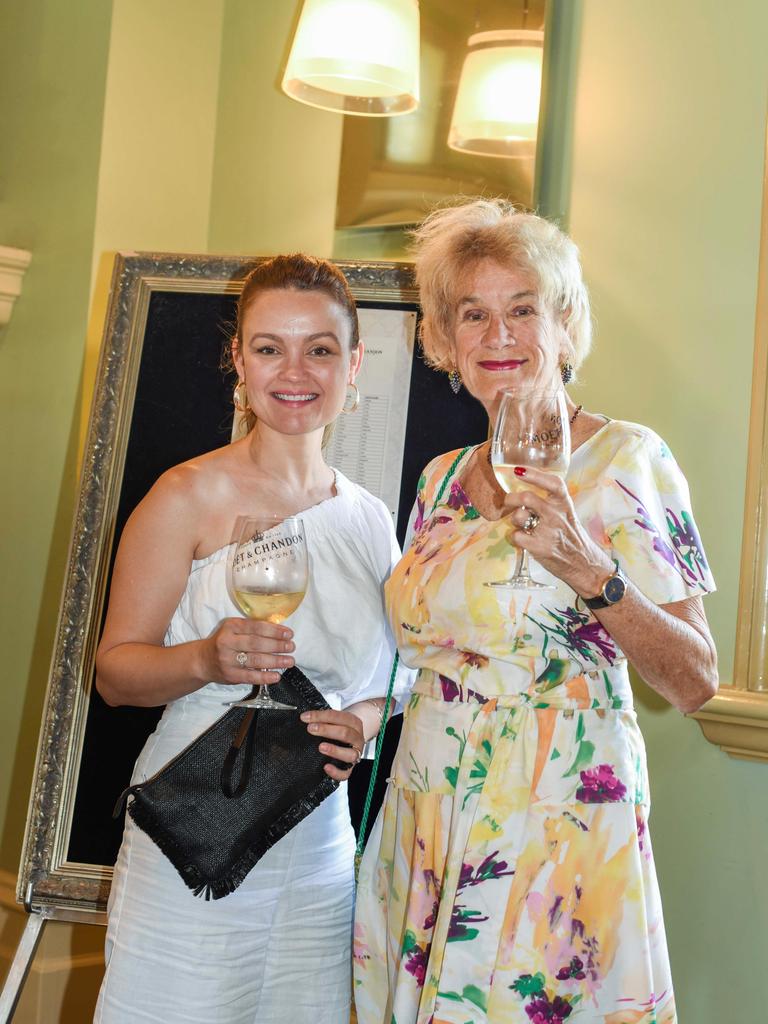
xmin=486 ymin=387 xmax=571 ymax=590
xmin=225 ymin=514 xmax=308 ymax=710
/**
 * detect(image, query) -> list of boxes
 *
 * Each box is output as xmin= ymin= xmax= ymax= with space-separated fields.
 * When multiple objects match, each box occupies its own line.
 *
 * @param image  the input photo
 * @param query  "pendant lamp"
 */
xmin=448 ymin=29 xmax=544 ymax=158
xmin=282 ymin=0 xmax=420 ymax=116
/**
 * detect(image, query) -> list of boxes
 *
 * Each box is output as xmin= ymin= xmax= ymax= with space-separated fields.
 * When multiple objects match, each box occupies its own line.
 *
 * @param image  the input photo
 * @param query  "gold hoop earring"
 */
xmin=233 ymin=379 xmax=249 ymax=413
xmin=342 ymin=382 xmax=360 ymax=414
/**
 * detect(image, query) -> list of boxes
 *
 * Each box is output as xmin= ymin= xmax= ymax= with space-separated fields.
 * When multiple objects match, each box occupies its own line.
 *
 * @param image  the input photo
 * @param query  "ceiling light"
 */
xmin=282 ymin=0 xmax=420 ymax=117
xmin=448 ymin=29 xmax=544 ymax=158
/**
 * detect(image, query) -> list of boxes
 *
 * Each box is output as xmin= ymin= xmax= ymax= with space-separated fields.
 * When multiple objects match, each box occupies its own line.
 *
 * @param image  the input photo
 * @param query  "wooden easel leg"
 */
xmin=0 ymin=913 xmax=46 ymax=1023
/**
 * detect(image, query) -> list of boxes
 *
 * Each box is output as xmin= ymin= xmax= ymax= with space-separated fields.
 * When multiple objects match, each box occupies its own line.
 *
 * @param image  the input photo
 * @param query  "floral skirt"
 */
xmin=353 ymin=671 xmax=676 ymax=1024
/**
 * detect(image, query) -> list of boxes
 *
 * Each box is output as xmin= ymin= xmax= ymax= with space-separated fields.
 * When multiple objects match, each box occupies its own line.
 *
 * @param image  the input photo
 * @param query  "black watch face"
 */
xmin=604 ymin=574 xmax=626 ymax=604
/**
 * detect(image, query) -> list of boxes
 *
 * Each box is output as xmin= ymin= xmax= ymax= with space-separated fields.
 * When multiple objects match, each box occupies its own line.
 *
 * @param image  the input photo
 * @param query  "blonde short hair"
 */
xmin=411 ymin=199 xmax=592 ymax=375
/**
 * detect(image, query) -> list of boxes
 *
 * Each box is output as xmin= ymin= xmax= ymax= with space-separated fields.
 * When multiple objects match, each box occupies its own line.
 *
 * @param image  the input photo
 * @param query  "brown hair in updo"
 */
xmin=229 ymin=254 xmax=360 ymax=436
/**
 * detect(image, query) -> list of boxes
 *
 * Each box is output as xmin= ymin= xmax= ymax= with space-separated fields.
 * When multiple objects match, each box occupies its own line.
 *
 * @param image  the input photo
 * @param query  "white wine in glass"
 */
xmin=226 ymin=514 xmax=308 ymax=710
xmin=232 ymin=589 xmax=305 ymax=622
xmin=487 ymin=387 xmax=571 ymax=590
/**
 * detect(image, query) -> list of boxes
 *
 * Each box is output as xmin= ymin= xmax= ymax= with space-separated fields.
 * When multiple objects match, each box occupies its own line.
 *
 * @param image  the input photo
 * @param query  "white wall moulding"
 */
xmin=693 ymin=117 xmax=768 ymax=762
xmin=694 ymin=689 xmax=768 ymax=762
xmin=0 ymin=245 xmax=32 ymax=328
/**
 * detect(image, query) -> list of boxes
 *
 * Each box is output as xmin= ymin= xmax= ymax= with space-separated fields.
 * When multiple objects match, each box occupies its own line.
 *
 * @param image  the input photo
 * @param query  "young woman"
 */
xmin=94 ymin=254 xmax=406 ymax=1024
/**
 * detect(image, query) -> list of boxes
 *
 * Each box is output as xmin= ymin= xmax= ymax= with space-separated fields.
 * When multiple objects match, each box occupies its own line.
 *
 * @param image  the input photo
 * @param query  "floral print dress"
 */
xmin=354 ymin=420 xmax=715 ymax=1024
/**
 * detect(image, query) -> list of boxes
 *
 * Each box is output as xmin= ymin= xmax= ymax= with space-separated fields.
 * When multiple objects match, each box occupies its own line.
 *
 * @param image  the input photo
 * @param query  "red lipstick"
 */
xmin=477 ymin=359 xmax=526 ymax=371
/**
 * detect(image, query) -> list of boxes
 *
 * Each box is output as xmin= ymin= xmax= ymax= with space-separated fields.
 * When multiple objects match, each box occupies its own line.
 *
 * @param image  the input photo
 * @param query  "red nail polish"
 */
xmin=513 ymin=466 xmax=526 ymax=477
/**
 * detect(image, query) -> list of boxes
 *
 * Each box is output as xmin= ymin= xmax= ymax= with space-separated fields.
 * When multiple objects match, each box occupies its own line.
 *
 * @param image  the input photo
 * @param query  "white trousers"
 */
xmin=94 ymin=696 xmax=355 ymax=1024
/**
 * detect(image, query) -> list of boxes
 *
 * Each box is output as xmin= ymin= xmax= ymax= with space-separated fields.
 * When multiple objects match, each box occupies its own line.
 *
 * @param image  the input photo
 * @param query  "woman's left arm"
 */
xmin=300 ymin=700 xmax=388 ymax=781
xmin=576 ymin=589 xmax=716 ymax=714
xmin=505 ymin=467 xmax=718 ymax=714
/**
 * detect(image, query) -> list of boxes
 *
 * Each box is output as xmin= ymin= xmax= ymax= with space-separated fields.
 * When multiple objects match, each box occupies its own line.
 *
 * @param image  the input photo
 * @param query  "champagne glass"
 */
xmin=486 ymin=387 xmax=571 ymax=590
xmin=225 ymin=514 xmax=308 ymax=710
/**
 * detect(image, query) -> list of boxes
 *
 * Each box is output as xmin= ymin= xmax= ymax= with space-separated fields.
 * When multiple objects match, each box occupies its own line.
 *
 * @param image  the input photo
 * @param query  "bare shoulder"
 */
xmin=149 ymin=444 xmax=237 ymax=505
xmin=127 ymin=444 xmax=238 ymax=545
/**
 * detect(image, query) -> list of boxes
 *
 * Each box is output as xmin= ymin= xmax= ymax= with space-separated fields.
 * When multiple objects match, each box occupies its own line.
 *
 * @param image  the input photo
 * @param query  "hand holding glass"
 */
xmin=226 ymin=515 xmax=307 ymax=710
xmin=487 ymin=387 xmax=571 ymax=590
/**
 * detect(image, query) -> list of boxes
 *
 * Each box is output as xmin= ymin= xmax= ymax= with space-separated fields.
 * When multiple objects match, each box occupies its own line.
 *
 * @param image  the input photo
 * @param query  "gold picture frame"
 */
xmin=14 ymin=253 xmax=424 ymax=920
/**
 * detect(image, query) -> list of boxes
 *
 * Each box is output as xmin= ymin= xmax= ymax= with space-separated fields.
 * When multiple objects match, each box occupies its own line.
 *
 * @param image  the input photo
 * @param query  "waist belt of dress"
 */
xmin=412 ymin=670 xmax=632 ymax=711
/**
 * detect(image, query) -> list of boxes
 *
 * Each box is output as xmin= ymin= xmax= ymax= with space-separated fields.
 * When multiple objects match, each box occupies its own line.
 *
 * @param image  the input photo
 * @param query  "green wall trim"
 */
xmin=534 ymin=0 xmax=583 ymax=227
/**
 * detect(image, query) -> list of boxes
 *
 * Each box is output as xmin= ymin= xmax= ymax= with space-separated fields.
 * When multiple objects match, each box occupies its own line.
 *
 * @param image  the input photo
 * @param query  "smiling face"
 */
xmin=232 ymin=287 xmax=362 ymax=440
xmin=453 ymin=259 xmax=570 ymax=420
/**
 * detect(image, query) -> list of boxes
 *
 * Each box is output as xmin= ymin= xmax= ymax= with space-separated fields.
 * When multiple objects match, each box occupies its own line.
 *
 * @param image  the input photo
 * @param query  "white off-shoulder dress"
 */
xmin=95 ymin=472 xmax=409 ymax=1024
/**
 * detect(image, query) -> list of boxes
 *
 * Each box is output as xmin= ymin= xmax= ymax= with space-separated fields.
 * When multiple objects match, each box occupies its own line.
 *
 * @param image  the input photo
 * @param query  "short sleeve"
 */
xmin=587 ymin=427 xmax=715 ymax=605
xmin=402 ymin=449 xmax=467 ymax=551
xmin=401 ymin=470 xmax=428 ymax=553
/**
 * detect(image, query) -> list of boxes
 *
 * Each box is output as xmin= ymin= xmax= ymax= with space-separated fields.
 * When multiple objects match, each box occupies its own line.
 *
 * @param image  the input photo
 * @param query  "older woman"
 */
xmin=94 ymin=254 xmax=405 ymax=1024
xmin=354 ymin=200 xmax=717 ymax=1024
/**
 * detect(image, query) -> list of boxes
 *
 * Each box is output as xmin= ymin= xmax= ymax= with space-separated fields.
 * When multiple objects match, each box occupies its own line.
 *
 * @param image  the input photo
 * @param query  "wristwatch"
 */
xmin=582 ymin=561 xmax=627 ymax=610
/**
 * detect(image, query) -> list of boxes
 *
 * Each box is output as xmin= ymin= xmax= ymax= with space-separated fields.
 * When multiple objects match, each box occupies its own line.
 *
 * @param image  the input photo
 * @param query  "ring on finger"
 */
xmin=235 ymin=650 xmax=248 ymax=668
xmin=523 ymin=512 xmax=540 ymax=534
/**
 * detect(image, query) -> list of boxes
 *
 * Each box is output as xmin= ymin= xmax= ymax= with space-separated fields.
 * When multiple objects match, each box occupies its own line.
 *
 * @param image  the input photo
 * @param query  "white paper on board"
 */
xmin=325 ymin=306 xmax=416 ymax=521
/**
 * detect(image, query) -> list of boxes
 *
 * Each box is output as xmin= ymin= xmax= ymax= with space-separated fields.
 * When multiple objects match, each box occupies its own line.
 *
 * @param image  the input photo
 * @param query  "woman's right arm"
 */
xmin=95 ymin=467 xmax=294 ymax=707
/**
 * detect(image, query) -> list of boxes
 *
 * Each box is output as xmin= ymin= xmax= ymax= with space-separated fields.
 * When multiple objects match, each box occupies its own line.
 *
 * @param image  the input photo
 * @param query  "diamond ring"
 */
xmin=235 ymin=651 xmax=248 ymax=668
xmin=523 ymin=512 xmax=540 ymax=534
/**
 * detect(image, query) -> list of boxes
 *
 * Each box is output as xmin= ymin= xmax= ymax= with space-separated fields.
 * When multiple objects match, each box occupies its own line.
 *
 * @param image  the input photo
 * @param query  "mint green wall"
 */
xmin=91 ymin=0 xmax=225 ymax=269
xmin=0 ymin=2 xmax=766 ymax=1020
xmin=208 ymin=0 xmax=343 ymax=257
xmin=0 ymin=0 xmax=113 ymax=869
xmin=569 ymin=1 xmax=768 ymax=1016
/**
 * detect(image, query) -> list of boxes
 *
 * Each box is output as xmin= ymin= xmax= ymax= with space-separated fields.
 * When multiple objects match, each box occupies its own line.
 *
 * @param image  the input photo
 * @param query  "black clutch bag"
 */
xmin=114 ymin=668 xmax=345 ymax=900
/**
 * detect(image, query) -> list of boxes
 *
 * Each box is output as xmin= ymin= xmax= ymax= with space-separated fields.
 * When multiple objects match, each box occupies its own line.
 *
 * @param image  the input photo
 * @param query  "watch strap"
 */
xmin=583 ymin=561 xmax=626 ymax=610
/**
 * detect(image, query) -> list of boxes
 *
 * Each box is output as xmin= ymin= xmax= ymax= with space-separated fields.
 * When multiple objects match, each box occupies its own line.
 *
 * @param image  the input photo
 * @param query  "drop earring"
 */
xmin=342 ymin=382 xmax=360 ymax=414
xmin=233 ymin=379 xmax=249 ymax=412
xmin=560 ymin=361 xmax=574 ymax=385
xmin=448 ymin=368 xmax=462 ymax=394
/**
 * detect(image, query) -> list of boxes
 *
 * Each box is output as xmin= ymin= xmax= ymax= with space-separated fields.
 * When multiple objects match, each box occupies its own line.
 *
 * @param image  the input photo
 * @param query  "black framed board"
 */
xmin=16 ymin=253 xmax=488 ymax=916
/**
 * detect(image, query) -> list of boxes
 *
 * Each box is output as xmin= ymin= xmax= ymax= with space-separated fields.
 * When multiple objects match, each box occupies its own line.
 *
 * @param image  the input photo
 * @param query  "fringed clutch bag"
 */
xmin=114 ymin=667 xmax=344 ymax=900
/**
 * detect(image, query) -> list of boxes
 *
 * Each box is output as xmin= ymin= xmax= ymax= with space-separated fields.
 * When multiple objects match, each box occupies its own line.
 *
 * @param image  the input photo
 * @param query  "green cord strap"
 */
xmin=354 ymin=447 xmax=471 ymax=877
xmin=431 ymin=446 xmax=471 ymax=510
xmin=354 ymin=651 xmax=399 ymax=872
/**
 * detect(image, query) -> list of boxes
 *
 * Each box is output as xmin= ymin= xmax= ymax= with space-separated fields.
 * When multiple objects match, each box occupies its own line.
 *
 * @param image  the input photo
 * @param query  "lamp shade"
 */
xmin=282 ymin=0 xmax=420 ymax=116
xmin=448 ymin=29 xmax=543 ymax=158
